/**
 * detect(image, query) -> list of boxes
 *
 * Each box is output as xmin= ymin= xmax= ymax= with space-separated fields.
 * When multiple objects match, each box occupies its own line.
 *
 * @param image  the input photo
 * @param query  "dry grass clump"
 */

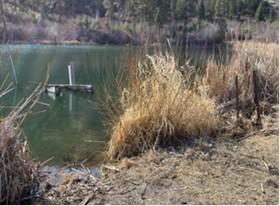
xmin=203 ymin=41 xmax=279 ymax=106
xmin=0 ymin=83 xmax=44 ymax=204
xmin=108 ymin=54 xmax=219 ymax=160
xmin=0 ymin=118 xmax=35 ymax=204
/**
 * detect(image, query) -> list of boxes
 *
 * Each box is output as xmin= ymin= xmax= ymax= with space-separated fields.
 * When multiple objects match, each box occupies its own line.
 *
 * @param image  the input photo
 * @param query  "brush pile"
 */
xmin=0 ymin=83 xmax=43 ymax=204
xmin=108 ymin=54 xmax=219 ymax=159
xmin=203 ymin=41 xmax=279 ymax=105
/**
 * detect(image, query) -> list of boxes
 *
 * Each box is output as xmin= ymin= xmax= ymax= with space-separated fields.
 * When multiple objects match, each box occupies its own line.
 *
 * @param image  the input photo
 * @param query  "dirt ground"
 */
xmin=36 ymin=105 xmax=279 ymax=205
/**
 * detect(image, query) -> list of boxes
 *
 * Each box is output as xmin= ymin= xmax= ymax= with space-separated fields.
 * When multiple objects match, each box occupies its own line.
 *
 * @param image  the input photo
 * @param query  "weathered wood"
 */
xmin=68 ymin=64 xmax=75 ymax=85
xmin=253 ymin=69 xmax=262 ymax=127
xmin=235 ymin=75 xmax=239 ymax=119
xmin=46 ymin=84 xmax=94 ymax=93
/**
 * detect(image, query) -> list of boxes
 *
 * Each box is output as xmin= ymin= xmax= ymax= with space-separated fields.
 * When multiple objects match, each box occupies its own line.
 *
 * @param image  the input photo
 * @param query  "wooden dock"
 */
xmin=45 ymin=84 xmax=94 ymax=94
xmin=45 ymin=64 xmax=94 ymax=96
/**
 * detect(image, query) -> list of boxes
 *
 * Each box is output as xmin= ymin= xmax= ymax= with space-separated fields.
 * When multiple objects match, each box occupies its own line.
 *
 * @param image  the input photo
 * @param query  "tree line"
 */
xmin=7 ymin=0 xmax=278 ymax=24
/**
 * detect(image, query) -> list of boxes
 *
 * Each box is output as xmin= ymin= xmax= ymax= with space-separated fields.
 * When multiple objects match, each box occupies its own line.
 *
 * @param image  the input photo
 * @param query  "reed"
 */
xmin=203 ymin=41 xmax=279 ymax=105
xmin=107 ymin=54 xmax=219 ymax=160
xmin=0 ymin=118 xmax=35 ymax=204
xmin=0 ymin=81 xmax=45 ymax=204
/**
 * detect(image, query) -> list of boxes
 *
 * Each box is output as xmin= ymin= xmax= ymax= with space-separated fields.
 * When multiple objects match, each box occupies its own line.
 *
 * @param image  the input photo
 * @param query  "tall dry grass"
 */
xmin=107 ymin=54 xmax=219 ymax=160
xmin=203 ymin=41 xmax=279 ymax=106
xmin=0 ymin=118 xmax=35 ymax=204
xmin=0 ymin=81 xmax=45 ymax=203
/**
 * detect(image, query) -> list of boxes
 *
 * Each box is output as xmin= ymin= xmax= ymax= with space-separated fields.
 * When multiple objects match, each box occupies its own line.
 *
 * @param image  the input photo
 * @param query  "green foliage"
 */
xmin=175 ymin=0 xmax=188 ymax=20
xmin=196 ymin=0 xmax=205 ymax=19
xmin=3 ymin=0 xmax=278 ymax=27
xmin=255 ymin=2 xmax=265 ymax=21
xmin=103 ymin=0 xmax=116 ymax=19
xmin=228 ymin=0 xmax=239 ymax=18
xmin=217 ymin=18 xmax=227 ymax=40
xmin=215 ymin=0 xmax=227 ymax=17
xmin=205 ymin=0 xmax=216 ymax=20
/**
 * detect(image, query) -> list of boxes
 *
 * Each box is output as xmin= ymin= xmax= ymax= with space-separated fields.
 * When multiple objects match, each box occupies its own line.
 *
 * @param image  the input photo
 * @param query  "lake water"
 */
xmin=0 ymin=44 xmax=229 ymax=166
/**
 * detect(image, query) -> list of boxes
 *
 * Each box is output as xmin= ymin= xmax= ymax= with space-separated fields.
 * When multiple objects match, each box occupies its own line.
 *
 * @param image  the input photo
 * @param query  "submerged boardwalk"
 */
xmin=46 ymin=84 xmax=94 ymax=94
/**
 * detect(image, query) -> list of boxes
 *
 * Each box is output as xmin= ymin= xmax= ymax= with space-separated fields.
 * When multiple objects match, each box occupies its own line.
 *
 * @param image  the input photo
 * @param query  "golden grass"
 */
xmin=107 ymin=41 xmax=278 ymax=160
xmin=203 ymin=41 xmax=279 ymax=104
xmin=108 ymin=54 xmax=219 ymax=160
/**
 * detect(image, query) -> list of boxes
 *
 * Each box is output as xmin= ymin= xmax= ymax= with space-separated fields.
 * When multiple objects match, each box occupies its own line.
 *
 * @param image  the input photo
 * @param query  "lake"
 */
xmin=0 ymin=44 xmax=229 ymax=166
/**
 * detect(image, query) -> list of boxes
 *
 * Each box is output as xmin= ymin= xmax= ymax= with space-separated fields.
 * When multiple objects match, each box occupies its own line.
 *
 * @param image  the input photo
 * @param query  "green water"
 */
xmin=0 ymin=45 xmax=133 ymax=166
xmin=0 ymin=44 xmax=229 ymax=166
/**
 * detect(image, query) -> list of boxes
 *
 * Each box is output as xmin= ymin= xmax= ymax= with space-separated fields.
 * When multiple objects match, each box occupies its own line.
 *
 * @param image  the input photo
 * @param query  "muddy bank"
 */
xmin=35 ymin=106 xmax=279 ymax=205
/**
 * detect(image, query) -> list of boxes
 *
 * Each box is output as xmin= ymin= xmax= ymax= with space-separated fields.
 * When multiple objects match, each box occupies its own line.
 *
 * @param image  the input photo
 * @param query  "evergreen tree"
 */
xmin=175 ymin=0 xmax=190 ymax=20
xmin=103 ymin=0 xmax=116 ymax=20
xmin=215 ymin=0 xmax=226 ymax=17
xmin=228 ymin=0 xmax=238 ymax=17
xmin=255 ymin=2 xmax=265 ymax=21
xmin=206 ymin=0 xmax=216 ymax=20
xmin=196 ymin=0 xmax=205 ymax=19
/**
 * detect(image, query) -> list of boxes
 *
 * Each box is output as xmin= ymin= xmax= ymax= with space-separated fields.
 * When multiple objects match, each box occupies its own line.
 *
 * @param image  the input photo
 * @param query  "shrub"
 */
xmin=108 ymin=54 xmax=219 ymax=160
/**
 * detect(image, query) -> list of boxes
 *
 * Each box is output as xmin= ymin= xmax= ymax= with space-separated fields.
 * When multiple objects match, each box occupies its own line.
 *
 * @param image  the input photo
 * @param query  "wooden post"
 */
xmin=253 ymin=69 xmax=262 ymax=127
xmin=235 ymin=75 xmax=239 ymax=119
xmin=68 ymin=65 xmax=73 ymax=85
xmin=67 ymin=64 xmax=74 ymax=113
xmin=71 ymin=62 xmax=75 ymax=84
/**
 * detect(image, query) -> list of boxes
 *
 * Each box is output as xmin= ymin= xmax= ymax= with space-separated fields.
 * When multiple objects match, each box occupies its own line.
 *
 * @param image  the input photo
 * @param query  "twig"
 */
xmin=235 ymin=75 xmax=239 ymax=119
xmin=0 ymin=87 xmax=15 ymax=99
xmin=33 ymin=100 xmax=50 ymax=107
xmin=40 ymin=157 xmax=55 ymax=166
xmin=261 ymin=183 xmax=265 ymax=194
xmin=102 ymin=165 xmax=120 ymax=172
xmin=0 ymin=74 xmax=10 ymax=91
xmin=260 ymin=156 xmax=270 ymax=173
xmin=79 ymin=193 xmax=94 ymax=205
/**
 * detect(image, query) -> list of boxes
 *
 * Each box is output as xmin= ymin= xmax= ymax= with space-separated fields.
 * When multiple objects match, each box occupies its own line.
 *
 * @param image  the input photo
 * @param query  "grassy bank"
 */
xmin=108 ymin=40 xmax=279 ymax=160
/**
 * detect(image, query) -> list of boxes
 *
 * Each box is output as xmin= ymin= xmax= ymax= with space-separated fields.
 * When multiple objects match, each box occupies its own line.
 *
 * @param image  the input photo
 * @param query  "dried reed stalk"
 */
xmin=203 ymin=41 xmax=279 ymax=105
xmin=0 ymin=75 xmax=48 ymax=203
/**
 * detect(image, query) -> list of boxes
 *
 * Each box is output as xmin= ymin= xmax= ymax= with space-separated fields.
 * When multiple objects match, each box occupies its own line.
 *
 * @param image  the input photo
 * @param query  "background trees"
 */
xmin=1 ymin=0 xmax=278 ymax=25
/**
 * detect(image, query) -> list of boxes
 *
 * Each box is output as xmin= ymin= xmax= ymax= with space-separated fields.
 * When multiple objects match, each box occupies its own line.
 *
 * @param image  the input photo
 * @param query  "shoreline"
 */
xmin=35 ymin=105 xmax=279 ymax=205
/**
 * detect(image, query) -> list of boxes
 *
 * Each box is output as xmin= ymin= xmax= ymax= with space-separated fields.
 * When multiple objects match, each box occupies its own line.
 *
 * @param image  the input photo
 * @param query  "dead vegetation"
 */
xmin=0 ymin=117 xmax=34 ymax=204
xmin=107 ymin=41 xmax=279 ymax=161
xmin=108 ymin=54 xmax=220 ymax=160
xmin=0 ymin=79 xmax=45 ymax=204
xmin=203 ymin=41 xmax=279 ymax=106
